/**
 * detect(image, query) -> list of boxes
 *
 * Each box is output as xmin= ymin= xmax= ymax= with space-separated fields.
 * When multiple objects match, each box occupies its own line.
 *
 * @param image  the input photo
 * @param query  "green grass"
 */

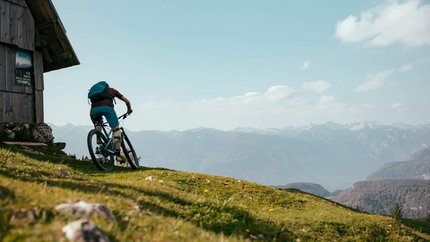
xmin=0 ymin=144 xmax=429 ymax=241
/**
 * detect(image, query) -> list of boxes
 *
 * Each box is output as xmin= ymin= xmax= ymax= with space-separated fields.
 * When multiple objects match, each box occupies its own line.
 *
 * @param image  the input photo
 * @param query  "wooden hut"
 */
xmin=0 ymin=0 xmax=79 ymax=124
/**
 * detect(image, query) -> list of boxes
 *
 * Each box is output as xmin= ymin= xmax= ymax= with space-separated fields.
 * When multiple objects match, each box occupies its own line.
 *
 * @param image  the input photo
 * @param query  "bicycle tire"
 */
xmin=121 ymin=132 xmax=139 ymax=169
xmin=87 ymin=129 xmax=114 ymax=171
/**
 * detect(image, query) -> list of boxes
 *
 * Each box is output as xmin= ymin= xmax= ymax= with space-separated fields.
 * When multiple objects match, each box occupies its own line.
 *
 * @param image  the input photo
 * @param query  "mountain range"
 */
xmin=50 ymin=121 xmax=430 ymax=191
xmin=333 ymin=147 xmax=430 ymax=219
xmin=367 ymin=147 xmax=430 ymax=181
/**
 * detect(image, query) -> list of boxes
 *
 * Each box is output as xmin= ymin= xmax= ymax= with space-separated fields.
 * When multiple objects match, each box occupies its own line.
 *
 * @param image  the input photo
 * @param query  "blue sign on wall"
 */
xmin=15 ymin=50 xmax=33 ymax=86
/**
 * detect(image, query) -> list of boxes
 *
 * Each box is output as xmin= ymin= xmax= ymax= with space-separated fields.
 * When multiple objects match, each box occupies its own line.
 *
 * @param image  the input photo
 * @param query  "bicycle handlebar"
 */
xmin=118 ymin=113 xmax=129 ymax=120
xmin=118 ymin=110 xmax=133 ymax=120
xmin=101 ymin=112 xmax=132 ymax=126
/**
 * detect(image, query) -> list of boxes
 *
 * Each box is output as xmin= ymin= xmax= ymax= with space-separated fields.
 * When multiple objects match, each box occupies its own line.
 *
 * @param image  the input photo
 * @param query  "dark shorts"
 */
xmin=90 ymin=106 xmax=119 ymax=127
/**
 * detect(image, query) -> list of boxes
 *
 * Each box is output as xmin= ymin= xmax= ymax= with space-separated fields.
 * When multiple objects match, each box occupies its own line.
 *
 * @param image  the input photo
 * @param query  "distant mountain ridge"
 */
xmin=335 ymin=147 xmax=430 ymax=219
xmin=334 ymin=179 xmax=430 ymax=219
xmin=273 ymin=182 xmax=331 ymax=197
xmin=50 ymin=121 xmax=430 ymax=190
xmin=367 ymin=147 xmax=430 ymax=181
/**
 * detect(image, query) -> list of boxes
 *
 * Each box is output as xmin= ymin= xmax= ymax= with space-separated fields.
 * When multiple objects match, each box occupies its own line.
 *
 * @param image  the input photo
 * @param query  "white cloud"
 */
xmin=355 ymin=70 xmax=395 ymax=92
xmin=335 ymin=0 xmax=430 ymax=47
xmin=391 ymin=102 xmax=405 ymax=111
xmin=355 ymin=63 xmax=414 ymax=92
xmin=319 ymin=95 xmax=336 ymax=104
xmin=399 ymin=64 xmax=413 ymax=72
xmin=302 ymin=80 xmax=331 ymax=93
xmin=264 ymin=85 xmax=296 ymax=101
xmin=300 ymin=61 xmax=310 ymax=70
xmin=391 ymin=103 xmax=403 ymax=109
xmin=133 ymin=85 xmax=370 ymax=130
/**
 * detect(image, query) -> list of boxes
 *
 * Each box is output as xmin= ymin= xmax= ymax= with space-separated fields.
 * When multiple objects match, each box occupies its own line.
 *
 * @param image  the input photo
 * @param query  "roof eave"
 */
xmin=25 ymin=0 xmax=80 ymax=72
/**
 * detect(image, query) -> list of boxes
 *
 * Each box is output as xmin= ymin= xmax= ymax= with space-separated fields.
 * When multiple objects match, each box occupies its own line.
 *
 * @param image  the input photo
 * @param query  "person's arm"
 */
xmin=120 ymin=96 xmax=132 ymax=114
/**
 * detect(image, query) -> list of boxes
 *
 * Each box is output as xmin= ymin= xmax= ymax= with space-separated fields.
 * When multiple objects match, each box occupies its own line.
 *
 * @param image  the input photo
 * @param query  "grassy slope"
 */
xmin=0 ymin=145 xmax=429 ymax=242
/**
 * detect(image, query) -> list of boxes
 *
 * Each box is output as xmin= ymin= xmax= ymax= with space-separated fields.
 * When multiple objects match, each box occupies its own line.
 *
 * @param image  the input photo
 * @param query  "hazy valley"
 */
xmin=51 ymin=121 xmax=430 ymax=191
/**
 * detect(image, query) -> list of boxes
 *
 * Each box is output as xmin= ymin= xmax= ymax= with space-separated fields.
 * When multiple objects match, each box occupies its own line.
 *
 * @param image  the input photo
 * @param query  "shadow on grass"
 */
xmin=402 ymin=218 xmax=430 ymax=235
xmin=0 ymin=158 xmax=295 ymax=241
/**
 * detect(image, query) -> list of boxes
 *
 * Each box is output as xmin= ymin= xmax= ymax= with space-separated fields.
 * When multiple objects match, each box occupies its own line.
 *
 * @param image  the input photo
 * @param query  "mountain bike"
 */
xmin=87 ymin=113 xmax=139 ymax=171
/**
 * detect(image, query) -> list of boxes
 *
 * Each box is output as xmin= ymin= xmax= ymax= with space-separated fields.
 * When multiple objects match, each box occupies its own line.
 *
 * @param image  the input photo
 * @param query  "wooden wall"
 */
xmin=0 ymin=0 xmax=35 ymax=50
xmin=0 ymin=0 xmax=44 ymax=123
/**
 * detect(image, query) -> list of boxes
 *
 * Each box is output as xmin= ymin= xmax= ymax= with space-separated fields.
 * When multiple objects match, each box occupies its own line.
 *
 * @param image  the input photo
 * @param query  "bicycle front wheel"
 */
xmin=87 ymin=129 xmax=114 ymax=171
xmin=121 ymin=132 xmax=139 ymax=169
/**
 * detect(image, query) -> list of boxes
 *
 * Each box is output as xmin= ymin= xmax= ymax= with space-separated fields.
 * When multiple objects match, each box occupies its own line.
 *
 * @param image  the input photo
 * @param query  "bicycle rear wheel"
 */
xmin=121 ymin=132 xmax=139 ymax=169
xmin=87 ymin=129 xmax=114 ymax=171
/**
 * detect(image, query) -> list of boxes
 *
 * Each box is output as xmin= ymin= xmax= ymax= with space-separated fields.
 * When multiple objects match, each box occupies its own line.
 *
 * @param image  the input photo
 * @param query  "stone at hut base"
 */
xmin=0 ymin=123 xmax=54 ymax=143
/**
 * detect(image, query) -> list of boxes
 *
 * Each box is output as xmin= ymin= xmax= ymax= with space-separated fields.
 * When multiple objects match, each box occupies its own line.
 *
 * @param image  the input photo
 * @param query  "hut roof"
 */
xmin=25 ymin=0 xmax=79 ymax=72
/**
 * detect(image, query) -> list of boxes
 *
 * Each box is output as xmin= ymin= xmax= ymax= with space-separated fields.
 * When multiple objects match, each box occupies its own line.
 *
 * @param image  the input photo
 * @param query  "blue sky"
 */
xmin=46 ymin=0 xmax=430 ymax=131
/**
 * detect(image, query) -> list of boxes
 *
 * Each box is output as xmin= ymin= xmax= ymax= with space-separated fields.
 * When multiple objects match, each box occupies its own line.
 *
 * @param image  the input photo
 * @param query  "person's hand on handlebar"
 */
xmin=120 ymin=95 xmax=132 ymax=115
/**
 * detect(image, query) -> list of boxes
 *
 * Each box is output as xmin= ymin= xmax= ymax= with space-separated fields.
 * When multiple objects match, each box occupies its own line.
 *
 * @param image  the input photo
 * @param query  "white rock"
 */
xmin=55 ymin=201 xmax=115 ymax=221
xmin=63 ymin=219 xmax=110 ymax=242
xmin=145 ymin=176 xmax=154 ymax=181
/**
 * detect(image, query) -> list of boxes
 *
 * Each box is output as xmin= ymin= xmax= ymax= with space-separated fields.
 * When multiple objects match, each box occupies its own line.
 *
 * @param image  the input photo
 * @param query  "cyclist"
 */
xmin=89 ymin=81 xmax=132 ymax=162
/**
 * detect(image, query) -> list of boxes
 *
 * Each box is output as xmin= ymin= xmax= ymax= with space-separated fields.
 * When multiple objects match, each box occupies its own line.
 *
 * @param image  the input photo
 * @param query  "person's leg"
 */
xmin=90 ymin=108 xmax=103 ymax=135
xmin=111 ymin=125 xmax=121 ymax=152
xmin=102 ymin=107 xmax=122 ymax=155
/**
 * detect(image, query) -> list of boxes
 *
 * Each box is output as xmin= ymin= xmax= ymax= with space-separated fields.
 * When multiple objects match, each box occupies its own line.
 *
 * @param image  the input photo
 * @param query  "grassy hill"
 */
xmin=1 ymin=144 xmax=429 ymax=241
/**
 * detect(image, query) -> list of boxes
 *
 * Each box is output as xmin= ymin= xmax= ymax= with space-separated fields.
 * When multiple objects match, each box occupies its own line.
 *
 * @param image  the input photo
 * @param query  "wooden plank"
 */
xmin=0 ymin=0 xmax=10 ymax=44
xmin=25 ymin=6 xmax=34 ymax=50
xmin=16 ymin=3 xmax=25 ymax=48
xmin=11 ymin=92 xmax=21 ymax=122
xmin=8 ymin=2 xmax=17 ymax=46
xmin=3 ymin=141 xmax=48 ymax=146
xmin=27 ymin=92 xmax=33 ymax=122
xmin=34 ymin=89 xmax=43 ymax=123
xmin=27 ymin=92 xmax=34 ymax=122
xmin=1 ymin=91 xmax=12 ymax=122
xmin=5 ymin=46 xmax=13 ymax=91
xmin=11 ymin=92 xmax=33 ymax=123
xmin=33 ymin=51 xmax=43 ymax=90
xmin=0 ymin=91 xmax=3 ymax=121
xmin=0 ymin=45 xmax=6 ymax=91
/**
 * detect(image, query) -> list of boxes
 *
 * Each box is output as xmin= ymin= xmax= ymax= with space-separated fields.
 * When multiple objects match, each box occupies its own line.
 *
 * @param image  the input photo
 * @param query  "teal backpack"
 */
xmin=88 ymin=81 xmax=112 ymax=103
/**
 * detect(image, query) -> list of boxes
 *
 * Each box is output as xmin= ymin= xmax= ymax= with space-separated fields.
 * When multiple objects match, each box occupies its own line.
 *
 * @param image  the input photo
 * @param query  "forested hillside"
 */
xmin=334 ymin=180 xmax=430 ymax=219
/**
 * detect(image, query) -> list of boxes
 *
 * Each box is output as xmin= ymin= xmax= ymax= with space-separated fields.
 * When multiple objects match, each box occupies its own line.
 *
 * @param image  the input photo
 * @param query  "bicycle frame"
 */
xmin=97 ymin=113 xmax=129 ymax=155
xmin=99 ymin=125 xmax=115 ymax=156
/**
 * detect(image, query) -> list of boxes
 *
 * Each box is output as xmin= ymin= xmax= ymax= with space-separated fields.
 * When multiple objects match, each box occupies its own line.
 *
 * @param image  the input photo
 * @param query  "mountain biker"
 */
xmin=89 ymin=81 xmax=132 ymax=162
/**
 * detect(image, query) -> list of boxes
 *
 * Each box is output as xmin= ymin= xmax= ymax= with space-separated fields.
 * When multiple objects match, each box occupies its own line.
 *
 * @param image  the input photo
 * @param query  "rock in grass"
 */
xmin=63 ymin=219 xmax=110 ymax=242
xmin=55 ymin=201 xmax=115 ymax=221
xmin=58 ymin=168 xmax=69 ymax=177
